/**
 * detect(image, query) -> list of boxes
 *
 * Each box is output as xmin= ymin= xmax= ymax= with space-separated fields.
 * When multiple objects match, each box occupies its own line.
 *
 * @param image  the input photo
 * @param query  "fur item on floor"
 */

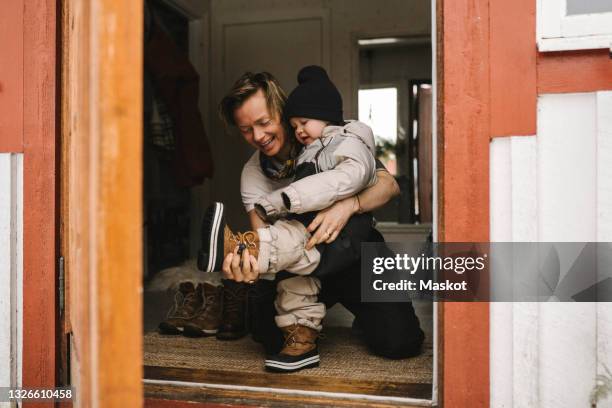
xmin=146 ymin=258 xmax=222 ymax=293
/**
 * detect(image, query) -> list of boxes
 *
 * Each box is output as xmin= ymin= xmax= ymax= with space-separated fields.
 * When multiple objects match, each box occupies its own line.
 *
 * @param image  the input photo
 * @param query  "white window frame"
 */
xmin=537 ymin=0 xmax=612 ymax=51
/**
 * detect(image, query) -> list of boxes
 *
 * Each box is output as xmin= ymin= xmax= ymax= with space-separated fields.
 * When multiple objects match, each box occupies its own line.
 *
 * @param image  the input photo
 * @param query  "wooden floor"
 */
xmin=144 ymin=384 xmax=433 ymax=408
xmin=144 ymin=329 xmax=432 ymax=398
xmin=143 ymin=290 xmax=434 ymax=405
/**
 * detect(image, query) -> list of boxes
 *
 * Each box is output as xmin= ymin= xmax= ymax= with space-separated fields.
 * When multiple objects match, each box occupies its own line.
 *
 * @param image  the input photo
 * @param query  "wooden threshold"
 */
xmin=144 ymin=382 xmax=433 ymax=408
xmin=145 ymin=365 xmax=432 ymax=400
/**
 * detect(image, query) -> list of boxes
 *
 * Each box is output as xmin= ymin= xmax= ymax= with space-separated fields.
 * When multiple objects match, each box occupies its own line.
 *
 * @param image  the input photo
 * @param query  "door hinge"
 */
xmin=59 ymin=256 xmax=65 ymax=315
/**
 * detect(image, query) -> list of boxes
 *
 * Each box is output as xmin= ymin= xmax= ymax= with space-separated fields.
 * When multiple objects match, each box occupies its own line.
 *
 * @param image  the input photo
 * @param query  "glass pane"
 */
xmin=567 ymin=0 xmax=612 ymax=15
xmin=358 ymin=87 xmax=398 ymax=174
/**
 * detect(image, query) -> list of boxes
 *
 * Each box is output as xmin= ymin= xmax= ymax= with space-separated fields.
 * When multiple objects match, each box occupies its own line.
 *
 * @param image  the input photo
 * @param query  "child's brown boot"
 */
xmin=198 ymin=202 xmax=259 ymax=272
xmin=264 ymin=324 xmax=320 ymax=372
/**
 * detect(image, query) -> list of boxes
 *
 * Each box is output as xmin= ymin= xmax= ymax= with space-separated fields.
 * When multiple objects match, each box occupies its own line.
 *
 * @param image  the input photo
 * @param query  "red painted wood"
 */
xmin=538 ymin=49 xmax=612 ymax=94
xmin=22 ymin=0 xmax=57 ymax=403
xmin=490 ymin=0 xmax=537 ymax=137
xmin=145 ymin=398 xmax=250 ymax=408
xmin=441 ymin=0 xmax=490 ymax=243
xmin=441 ymin=0 xmax=490 ymax=406
xmin=0 ymin=0 xmax=24 ymax=152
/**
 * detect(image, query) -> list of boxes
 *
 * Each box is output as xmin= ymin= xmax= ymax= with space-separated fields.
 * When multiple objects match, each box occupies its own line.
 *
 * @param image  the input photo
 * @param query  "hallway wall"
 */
xmin=202 ymin=0 xmax=431 ymax=232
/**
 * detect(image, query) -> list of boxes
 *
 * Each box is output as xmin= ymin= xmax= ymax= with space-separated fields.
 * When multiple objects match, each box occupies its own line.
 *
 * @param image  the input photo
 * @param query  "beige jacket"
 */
xmin=256 ymin=120 xmax=377 ymax=218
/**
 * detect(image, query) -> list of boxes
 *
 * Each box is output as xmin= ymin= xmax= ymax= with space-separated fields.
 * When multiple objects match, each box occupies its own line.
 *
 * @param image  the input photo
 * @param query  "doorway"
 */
xmin=140 ymin=1 xmax=436 ymax=406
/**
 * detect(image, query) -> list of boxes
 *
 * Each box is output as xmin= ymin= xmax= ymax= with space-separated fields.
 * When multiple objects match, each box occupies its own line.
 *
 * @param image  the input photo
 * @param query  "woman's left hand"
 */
xmin=222 ymin=247 xmax=260 ymax=283
xmin=306 ymin=196 xmax=357 ymax=249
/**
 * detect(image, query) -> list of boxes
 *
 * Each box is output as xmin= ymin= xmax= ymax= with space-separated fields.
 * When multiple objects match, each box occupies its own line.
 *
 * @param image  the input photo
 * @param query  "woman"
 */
xmin=218 ymin=71 xmax=424 ymax=359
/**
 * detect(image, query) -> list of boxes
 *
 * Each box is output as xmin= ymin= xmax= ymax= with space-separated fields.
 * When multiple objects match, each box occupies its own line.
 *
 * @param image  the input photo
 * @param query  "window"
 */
xmin=566 ymin=0 xmax=612 ymax=15
xmin=538 ymin=0 xmax=612 ymax=51
xmin=358 ymin=87 xmax=398 ymax=174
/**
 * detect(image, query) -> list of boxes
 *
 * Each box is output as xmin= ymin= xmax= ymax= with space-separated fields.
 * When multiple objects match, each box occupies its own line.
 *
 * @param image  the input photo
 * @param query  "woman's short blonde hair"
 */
xmin=218 ymin=71 xmax=287 ymax=126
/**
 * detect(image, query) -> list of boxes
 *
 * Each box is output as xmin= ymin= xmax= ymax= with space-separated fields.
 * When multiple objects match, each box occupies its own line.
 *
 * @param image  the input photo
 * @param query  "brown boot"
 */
xmin=216 ymin=280 xmax=249 ymax=340
xmin=183 ymin=283 xmax=223 ymax=337
xmin=224 ymin=225 xmax=260 ymax=260
xmin=264 ymin=324 xmax=320 ymax=372
xmin=158 ymin=282 xmax=203 ymax=335
xmin=198 ymin=202 xmax=259 ymax=273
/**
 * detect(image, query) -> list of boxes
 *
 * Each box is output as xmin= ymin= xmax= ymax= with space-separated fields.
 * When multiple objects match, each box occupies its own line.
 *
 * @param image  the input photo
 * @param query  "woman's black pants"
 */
xmin=248 ymin=227 xmax=425 ymax=359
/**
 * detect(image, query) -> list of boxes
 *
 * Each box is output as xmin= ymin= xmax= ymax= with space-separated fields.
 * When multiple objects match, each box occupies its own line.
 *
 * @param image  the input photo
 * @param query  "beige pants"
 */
xmin=274 ymin=275 xmax=325 ymax=331
xmin=257 ymin=219 xmax=325 ymax=330
xmin=257 ymin=219 xmax=321 ymax=276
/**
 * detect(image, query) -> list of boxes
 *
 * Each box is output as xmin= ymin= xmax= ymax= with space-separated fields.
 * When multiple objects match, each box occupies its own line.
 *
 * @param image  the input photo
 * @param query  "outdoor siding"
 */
xmin=490 ymin=136 xmax=539 ymax=408
xmin=0 ymin=0 xmax=24 ymax=152
xmin=490 ymin=92 xmax=612 ymax=407
xmin=0 ymin=153 xmax=23 ymax=397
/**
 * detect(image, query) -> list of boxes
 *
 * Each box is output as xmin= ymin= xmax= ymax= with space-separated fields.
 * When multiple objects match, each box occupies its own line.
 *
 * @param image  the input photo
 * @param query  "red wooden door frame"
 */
xmin=437 ymin=0 xmax=490 ymax=406
xmin=23 ymin=0 xmax=59 ymax=394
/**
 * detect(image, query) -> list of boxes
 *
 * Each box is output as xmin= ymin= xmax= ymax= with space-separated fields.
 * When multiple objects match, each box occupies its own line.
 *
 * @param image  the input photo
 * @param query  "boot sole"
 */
xmin=182 ymin=325 xmax=218 ymax=337
xmin=264 ymin=355 xmax=320 ymax=372
xmin=198 ymin=202 xmax=225 ymax=273
xmin=158 ymin=322 xmax=185 ymax=335
xmin=216 ymin=331 xmax=248 ymax=341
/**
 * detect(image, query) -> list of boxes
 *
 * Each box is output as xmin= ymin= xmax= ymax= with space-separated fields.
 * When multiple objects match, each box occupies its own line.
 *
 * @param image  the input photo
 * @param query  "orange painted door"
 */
xmin=61 ymin=1 xmax=143 ymax=406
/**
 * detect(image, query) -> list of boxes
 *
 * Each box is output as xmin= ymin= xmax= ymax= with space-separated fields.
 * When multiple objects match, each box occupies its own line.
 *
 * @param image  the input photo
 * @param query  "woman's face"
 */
xmin=233 ymin=89 xmax=287 ymax=158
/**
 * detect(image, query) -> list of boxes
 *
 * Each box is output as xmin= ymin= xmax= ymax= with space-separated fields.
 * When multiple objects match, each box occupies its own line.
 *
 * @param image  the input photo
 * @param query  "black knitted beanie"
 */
xmin=284 ymin=65 xmax=343 ymax=124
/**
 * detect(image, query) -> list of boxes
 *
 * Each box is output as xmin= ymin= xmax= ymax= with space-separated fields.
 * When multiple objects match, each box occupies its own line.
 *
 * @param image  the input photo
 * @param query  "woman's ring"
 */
xmin=326 ymin=229 xmax=334 ymax=237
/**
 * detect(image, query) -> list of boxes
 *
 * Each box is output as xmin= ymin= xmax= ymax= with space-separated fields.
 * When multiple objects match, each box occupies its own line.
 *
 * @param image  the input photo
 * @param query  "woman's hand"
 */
xmin=221 ymin=246 xmax=260 ymax=283
xmin=304 ymin=170 xmax=398 ymax=249
xmin=306 ymin=196 xmax=358 ymax=249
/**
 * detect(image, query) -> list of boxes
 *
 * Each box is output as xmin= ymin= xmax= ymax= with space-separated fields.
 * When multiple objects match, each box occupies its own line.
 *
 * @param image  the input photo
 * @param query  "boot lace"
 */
xmin=283 ymin=326 xmax=324 ymax=348
xmin=167 ymin=290 xmax=198 ymax=319
xmin=195 ymin=294 xmax=218 ymax=319
xmin=228 ymin=231 xmax=257 ymax=253
xmin=283 ymin=326 xmax=301 ymax=347
xmin=205 ymin=294 xmax=217 ymax=306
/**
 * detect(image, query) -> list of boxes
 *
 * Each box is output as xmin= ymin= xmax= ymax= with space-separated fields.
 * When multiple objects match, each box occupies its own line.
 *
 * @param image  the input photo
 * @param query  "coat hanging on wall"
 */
xmin=144 ymin=18 xmax=214 ymax=187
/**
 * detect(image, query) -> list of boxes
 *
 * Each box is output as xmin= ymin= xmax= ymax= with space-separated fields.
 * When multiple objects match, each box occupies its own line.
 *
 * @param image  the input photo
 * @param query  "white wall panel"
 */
xmin=0 ymin=154 xmax=11 ymax=389
xmin=596 ymin=92 xmax=612 ymax=242
xmin=508 ymin=137 xmax=540 ymax=408
xmin=490 ymin=138 xmax=513 ymax=242
xmin=490 ymin=136 xmax=539 ymax=408
xmin=510 ymin=139 xmax=538 ymax=242
xmin=538 ymin=93 xmax=598 ymax=408
xmin=490 ymin=137 xmax=514 ymax=408
xmin=596 ymin=92 xmax=612 ymax=408
xmin=0 ymin=153 xmax=22 ymax=397
xmin=537 ymin=93 xmax=597 ymax=242
xmin=491 ymin=93 xmax=612 ymax=407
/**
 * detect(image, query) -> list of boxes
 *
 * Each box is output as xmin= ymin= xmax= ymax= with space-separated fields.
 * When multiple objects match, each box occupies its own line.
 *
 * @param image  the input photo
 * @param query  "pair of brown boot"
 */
xmin=158 ymin=280 xmax=248 ymax=340
xmin=159 ymin=280 xmax=320 ymax=372
xmin=158 ymin=281 xmax=221 ymax=336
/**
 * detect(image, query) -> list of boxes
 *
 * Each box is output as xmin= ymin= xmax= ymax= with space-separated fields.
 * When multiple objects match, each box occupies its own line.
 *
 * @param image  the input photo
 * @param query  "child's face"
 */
xmin=289 ymin=117 xmax=328 ymax=145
